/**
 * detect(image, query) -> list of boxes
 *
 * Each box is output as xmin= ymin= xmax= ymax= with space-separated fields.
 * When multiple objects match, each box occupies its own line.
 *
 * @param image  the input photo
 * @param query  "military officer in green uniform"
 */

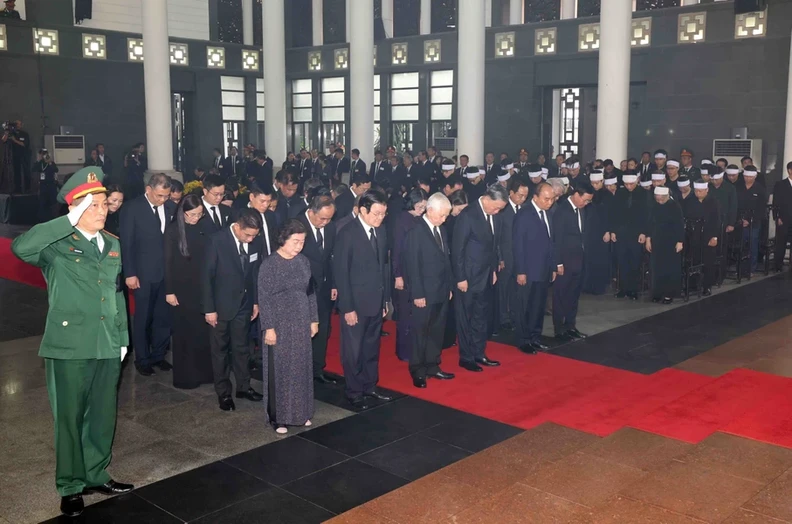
xmin=11 ymin=167 xmax=134 ymax=518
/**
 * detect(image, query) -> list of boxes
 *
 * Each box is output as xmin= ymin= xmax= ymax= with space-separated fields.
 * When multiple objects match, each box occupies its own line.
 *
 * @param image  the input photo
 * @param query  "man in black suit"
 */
xmin=298 ymin=195 xmax=338 ymax=384
xmin=386 ymin=155 xmax=405 ymax=192
xmin=349 ymin=149 xmax=368 ymax=179
xmin=120 ymin=173 xmax=177 ymax=376
xmin=245 ymin=183 xmax=278 ymax=257
xmin=496 ymin=178 xmax=530 ymax=331
xmin=334 ymin=173 xmax=371 ymax=219
xmin=452 ymin=184 xmax=509 ymax=372
xmin=333 ymin=148 xmax=350 ymax=187
xmin=297 ymin=148 xmax=312 ymax=181
xmin=513 ymin=182 xmax=556 ymax=354
xmin=247 ymin=149 xmax=274 ymax=189
xmin=773 ymin=162 xmax=792 ymax=271
xmin=211 ymin=148 xmax=225 ymax=175
xmin=370 ymin=150 xmax=390 ymax=180
xmin=275 ymin=170 xmax=306 ymax=222
xmin=199 ymin=175 xmax=233 ymax=234
xmin=95 ymin=143 xmax=113 ymax=178
xmin=483 ymin=152 xmax=502 ymax=186
xmin=223 ymin=146 xmax=245 ymax=178
xmin=333 ymin=189 xmax=391 ymax=408
xmin=552 ymin=184 xmax=594 ymax=342
xmin=203 ymin=209 xmax=265 ymax=411
xmin=403 ymin=193 xmax=456 ymax=388
xmin=402 ymin=153 xmax=419 ymax=190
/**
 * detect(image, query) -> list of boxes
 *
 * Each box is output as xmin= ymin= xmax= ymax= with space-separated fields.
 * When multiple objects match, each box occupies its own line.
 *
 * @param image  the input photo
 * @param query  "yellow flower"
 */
xmin=184 ymin=180 xmax=203 ymax=195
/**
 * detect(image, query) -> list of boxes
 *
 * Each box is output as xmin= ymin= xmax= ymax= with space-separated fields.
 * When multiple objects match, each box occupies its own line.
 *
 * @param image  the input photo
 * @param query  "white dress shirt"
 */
xmin=531 ymin=199 xmax=551 ymax=237
xmin=248 ymin=203 xmax=271 ymax=255
xmin=359 ymin=215 xmax=376 ymax=239
xmin=478 ymin=197 xmax=494 ymax=235
xmin=568 ymin=197 xmax=582 ymax=233
xmin=145 ymin=193 xmax=166 ymax=233
xmin=203 ymin=197 xmax=223 ymax=227
xmin=305 ymin=211 xmax=324 ymax=250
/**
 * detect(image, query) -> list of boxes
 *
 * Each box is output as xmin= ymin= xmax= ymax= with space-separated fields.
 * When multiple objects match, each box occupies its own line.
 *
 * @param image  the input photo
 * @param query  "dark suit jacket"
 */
xmin=387 ymin=165 xmax=407 ymax=192
xmin=120 ymin=196 xmax=176 ymax=283
xmin=276 ymin=193 xmax=308 ymax=223
xmin=212 ymin=156 xmax=225 ymax=173
xmin=370 ymin=160 xmax=391 ymax=181
xmin=98 ymin=155 xmax=113 ymax=176
xmin=552 ymin=197 xmax=586 ymax=275
xmin=513 ymin=203 xmax=555 ymax=283
xmin=335 ymin=157 xmax=351 ymax=179
xmin=234 ymin=207 xmax=278 ymax=257
xmin=350 ymin=158 xmax=367 ymax=178
xmin=333 ymin=217 xmax=389 ymax=317
xmin=773 ymin=180 xmax=792 ymax=223
xmin=246 ymin=161 xmax=273 ymax=189
xmin=484 ymin=164 xmax=502 ymax=186
xmin=404 ymin=218 xmax=453 ymax=305
xmin=198 ymin=202 xmax=233 ymax=235
xmin=334 ymin=189 xmax=355 ymax=219
xmin=403 ymin=164 xmax=418 ymax=189
xmin=202 ymin=227 xmax=263 ymax=320
xmin=496 ymin=202 xmax=518 ymax=274
xmin=223 ymin=156 xmax=245 ymax=178
xmin=296 ymin=213 xmax=336 ymax=310
xmin=335 ymin=213 xmax=356 ymax=232
xmin=451 ymin=201 xmax=500 ymax=293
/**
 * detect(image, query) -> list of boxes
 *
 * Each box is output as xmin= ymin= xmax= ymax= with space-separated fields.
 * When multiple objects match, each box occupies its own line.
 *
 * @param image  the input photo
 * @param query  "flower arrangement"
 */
xmin=184 ymin=180 xmax=203 ymax=195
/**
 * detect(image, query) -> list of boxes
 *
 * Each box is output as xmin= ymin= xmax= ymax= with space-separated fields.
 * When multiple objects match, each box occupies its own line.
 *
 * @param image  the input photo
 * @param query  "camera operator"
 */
xmin=32 ymin=149 xmax=59 ymax=221
xmin=1 ymin=119 xmax=31 ymax=193
xmin=124 ymin=144 xmax=145 ymax=199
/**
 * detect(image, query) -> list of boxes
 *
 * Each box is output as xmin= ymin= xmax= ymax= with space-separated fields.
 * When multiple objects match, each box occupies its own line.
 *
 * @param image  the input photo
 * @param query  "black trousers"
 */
xmin=617 ymin=240 xmax=643 ymax=294
xmin=409 ymin=301 xmax=447 ymax=379
xmin=132 ymin=279 xmax=170 ymax=368
xmin=312 ymin=298 xmax=332 ymax=378
xmin=497 ymin=269 xmax=514 ymax=326
xmin=210 ymin=308 xmax=253 ymax=398
xmin=339 ymin=313 xmax=382 ymax=400
xmin=553 ymin=272 xmax=582 ymax=334
xmin=774 ymin=222 xmax=792 ymax=270
xmin=455 ymin=281 xmax=493 ymax=363
xmin=516 ymin=280 xmax=549 ymax=346
xmin=12 ymin=149 xmax=30 ymax=193
xmin=38 ymin=183 xmax=58 ymax=223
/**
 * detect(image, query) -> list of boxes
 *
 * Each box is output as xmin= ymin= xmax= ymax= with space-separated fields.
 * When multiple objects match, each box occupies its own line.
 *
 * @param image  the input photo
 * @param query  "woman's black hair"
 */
xmin=277 ymin=218 xmax=307 ymax=247
xmin=449 ymin=189 xmax=468 ymax=207
xmin=405 ymin=188 xmax=428 ymax=211
xmin=177 ymin=194 xmax=203 ymax=258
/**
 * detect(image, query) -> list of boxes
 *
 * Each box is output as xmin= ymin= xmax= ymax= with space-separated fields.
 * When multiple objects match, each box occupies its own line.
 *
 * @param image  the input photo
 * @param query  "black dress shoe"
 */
xmin=475 ymin=357 xmax=500 ymax=367
xmin=219 ymin=395 xmax=236 ymax=411
xmin=314 ymin=374 xmax=338 ymax=385
xmin=491 ymin=331 xmax=500 ymax=337
xmin=651 ymin=297 xmax=661 ymax=303
xmin=364 ymin=390 xmax=393 ymax=401
xmin=459 ymin=361 xmax=483 ymax=372
xmin=248 ymin=361 xmax=262 ymax=373
xmin=136 ymin=365 xmax=155 ymax=377
xmin=567 ymin=329 xmax=587 ymax=340
xmin=413 ymin=377 xmax=427 ymax=388
xmin=61 ymin=494 xmax=84 ymax=517
xmin=555 ymin=332 xmax=574 ymax=342
xmin=531 ymin=341 xmax=550 ymax=351
xmin=380 ymin=330 xmax=390 ymax=337
xmin=349 ymin=396 xmax=368 ymax=409
xmin=84 ymin=480 xmax=134 ymax=495
xmin=519 ymin=344 xmax=538 ymax=355
xmin=428 ymin=370 xmax=455 ymax=380
xmin=615 ymin=291 xmax=627 ymax=298
xmin=628 ymin=293 xmax=639 ymax=301
xmin=662 ymin=297 xmax=673 ymax=305
xmin=154 ymin=360 xmax=172 ymax=371
xmin=702 ymin=288 xmax=712 ymax=297
xmin=236 ymin=388 xmax=264 ymax=401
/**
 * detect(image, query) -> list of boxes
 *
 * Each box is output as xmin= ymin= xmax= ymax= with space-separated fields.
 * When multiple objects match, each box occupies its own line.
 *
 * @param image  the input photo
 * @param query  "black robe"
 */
xmin=682 ymin=195 xmax=722 ymax=288
xmin=583 ymin=188 xmax=614 ymax=295
xmin=647 ymin=200 xmax=685 ymax=299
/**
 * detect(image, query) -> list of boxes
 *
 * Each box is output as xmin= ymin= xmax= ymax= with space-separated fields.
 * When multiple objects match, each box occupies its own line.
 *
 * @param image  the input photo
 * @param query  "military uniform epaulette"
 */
xmin=102 ymin=229 xmax=119 ymax=240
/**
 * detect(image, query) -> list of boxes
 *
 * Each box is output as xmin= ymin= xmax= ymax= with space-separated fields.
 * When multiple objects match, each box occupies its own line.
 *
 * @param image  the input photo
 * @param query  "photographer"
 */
xmin=32 ymin=149 xmax=59 ymax=222
xmin=124 ymin=143 xmax=146 ymax=199
xmin=2 ymin=120 xmax=31 ymax=193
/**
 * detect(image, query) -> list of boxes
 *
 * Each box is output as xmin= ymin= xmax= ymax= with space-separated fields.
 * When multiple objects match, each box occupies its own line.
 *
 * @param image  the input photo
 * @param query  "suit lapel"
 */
xmin=225 ymin=228 xmax=245 ymax=276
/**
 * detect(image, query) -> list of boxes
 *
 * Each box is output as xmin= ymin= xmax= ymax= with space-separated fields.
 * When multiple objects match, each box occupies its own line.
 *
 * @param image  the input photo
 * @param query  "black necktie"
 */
xmin=540 ymin=210 xmax=549 ymax=237
xmin=153 ymin=205 xmax=162 ymax=231
xmin=232 ymin=158 xmax=236 ymax=175
xmin=486 ymin=213 xmax=493 ymax=235
xmin=433 ymin=226 xmax=443 ymax=251
xmin=369 ymin=228 xmax=379 ymax=262
xmin=239 ymin=241 xmax=248 ymax=271
xmin=316 ymin=227 xmax=324 ymax=254
xmin=574 ymin=207 xmax=581 ymax=233
xmin=211 ymin=206 xmax=221 ymax=227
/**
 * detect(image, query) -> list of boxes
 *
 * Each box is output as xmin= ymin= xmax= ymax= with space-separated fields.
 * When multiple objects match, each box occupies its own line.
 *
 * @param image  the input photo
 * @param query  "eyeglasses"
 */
xmin=207 ymin=191 xmax=225 ymax=198
xmin=185 ymin=211 xmax=205 ymax=220
xmin=368 ymin=211 xmax=388 ymax=219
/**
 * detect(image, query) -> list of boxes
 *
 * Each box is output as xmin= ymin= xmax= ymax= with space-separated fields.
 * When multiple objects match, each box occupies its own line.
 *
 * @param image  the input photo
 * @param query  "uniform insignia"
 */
xmin=102 ymin=229 xmax=119 ymax=240
xmin=108 ymin=251 xmax=120 ymax=258
xmin=86 ymin=172 xmax=98 ymax=183
xmin=70 ymin=248 xmax=84 ymax=254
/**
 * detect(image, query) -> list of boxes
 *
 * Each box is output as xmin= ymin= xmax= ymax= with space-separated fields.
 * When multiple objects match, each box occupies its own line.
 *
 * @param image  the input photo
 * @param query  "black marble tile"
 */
xmin=357 ymin=433 xmax=471 ymax=481
xmin=359 ymin=396 xmax=465 ymax=434
xmin=282 ymin=459 xmax=407 ymax=515
xmin=191 ymin=487 xmax=334 ymax=524
xmin=299 ymin=408 xmax=415 ymax=457
xmin=40 ymin=493 xmax=181 ymax=524
xmin=134 ymin=461 xmax=269 ymax=522
xmin=311 ymin=373 xmax=405 ymax=413
xmin=223 ymin=435 xmax=349 ymax=486
xmin=419 ymin=410 xmax=524 ymax=453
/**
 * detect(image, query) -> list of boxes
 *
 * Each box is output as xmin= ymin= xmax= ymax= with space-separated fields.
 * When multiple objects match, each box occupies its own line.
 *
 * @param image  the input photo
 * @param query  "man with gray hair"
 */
xmin=403 ymin=193 xmax=456 ymax=388
xmin=452 ymin=184 xmax=508 ymax=372
xmin=120 ymin=172 xmax=176 ymax=376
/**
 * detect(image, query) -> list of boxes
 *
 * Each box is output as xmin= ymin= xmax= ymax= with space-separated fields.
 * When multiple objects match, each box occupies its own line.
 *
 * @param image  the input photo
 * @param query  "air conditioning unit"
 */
xmin=712 ymin=139 xmax=762 ymax=171
xmin=433 ymin=137 xmax=457 ymax=160
xmin=44 ymin=135 xmax=86 ymax=165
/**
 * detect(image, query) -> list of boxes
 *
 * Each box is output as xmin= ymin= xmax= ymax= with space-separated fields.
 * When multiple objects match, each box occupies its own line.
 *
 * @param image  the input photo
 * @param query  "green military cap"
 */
xmin=57 ymin=166 xmax=107 ymax=205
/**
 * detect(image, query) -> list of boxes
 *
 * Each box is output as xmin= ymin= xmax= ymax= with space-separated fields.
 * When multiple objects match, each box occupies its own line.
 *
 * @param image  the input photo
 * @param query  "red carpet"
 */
xmin=0 ymin=237 xmax=46 ymax=288
xmin=326 ymin=317 xmax=792 ymax=448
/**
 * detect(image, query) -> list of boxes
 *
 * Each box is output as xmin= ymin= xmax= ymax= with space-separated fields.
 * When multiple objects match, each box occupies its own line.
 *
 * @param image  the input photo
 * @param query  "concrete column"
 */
xmin=262 ymin=0 xmax=288 ymax=163
xmin=346 ymin=0 xmax=351 ymax=42
xmin=141 ymin=0 xmax=178 ymax=180
xmin=560 ymin=0 xmax=576 ymax=20
xmin=509 ymin=0 xmax=522 ymax=25
xmin=350 ymin=0 xmax=375 ymax=160
xmin=485 ymin=0 xmax=492 ymax=27
xmin=242 ymin=0 xmax=253 ymax=45
xmin=420 ymin=0 xmax=431 ymax=35
xmin=312 ymin=0 xmax=323 ymax=46
xmin=784 ymin=29 xmax=792 ymax=179
xmin=382 ymin=0 xmax=394 ymax=38
xmin=595 ymin=0 xmax=632 ymax=162
xmin=457 ymin=0 xmax=485 ymax=165
xmin=551 ymin=89 xmax=561 ymax=157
